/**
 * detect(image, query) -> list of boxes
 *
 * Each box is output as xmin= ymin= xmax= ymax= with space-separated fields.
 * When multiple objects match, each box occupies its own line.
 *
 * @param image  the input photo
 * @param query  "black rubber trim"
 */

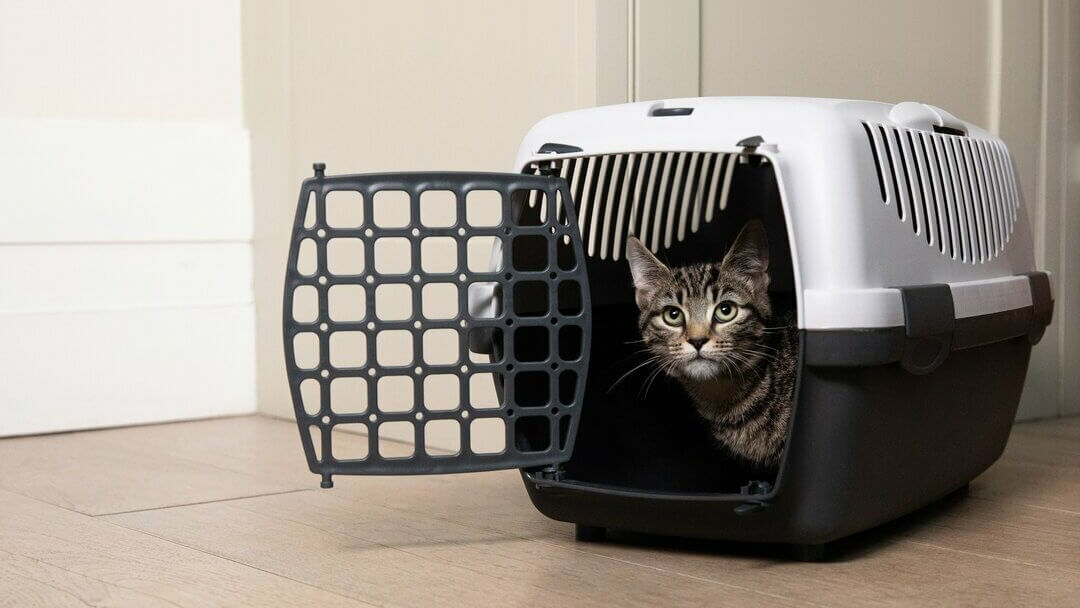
xmin=803 ymin=327 xmax=905 ymax=367
xmin=650 ymin=107 xmax=693 ymax=117
xmin=953 ymin=307 xmax=1032 ymax=350
xmin=933 ymin=124 xmax=967 ymax=137
xmin=1024 ymin=271 xmax=1053 ymax=344
xmin=898 ymin=284 xmax=954 ymax=374
xmin=806 ymin=307 xmax=1041 ymax=369
xmin=805 ymin=273 xmax=1054 ymax=369
xmin=537 ymin=143 xmax=583 ymax=154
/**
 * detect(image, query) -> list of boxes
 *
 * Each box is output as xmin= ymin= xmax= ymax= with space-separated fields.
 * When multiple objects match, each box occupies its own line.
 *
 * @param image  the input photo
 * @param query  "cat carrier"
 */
xmin=283 ymin=97 xmax=1053 ymax=558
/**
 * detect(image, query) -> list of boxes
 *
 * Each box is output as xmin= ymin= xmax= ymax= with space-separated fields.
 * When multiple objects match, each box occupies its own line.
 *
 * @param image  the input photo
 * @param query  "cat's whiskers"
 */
xmin=607 ymin=355 xmax=663 ymax=393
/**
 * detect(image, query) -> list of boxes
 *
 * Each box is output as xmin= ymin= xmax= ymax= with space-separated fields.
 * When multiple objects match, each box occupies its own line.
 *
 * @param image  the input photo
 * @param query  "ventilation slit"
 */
xmin=569 ymin=158 xmax=585 ymax=226
xmin=981 ymin=141 xmax=1004 ymax=253
xmin=1001 ymin=143 xmax=1020 ymax=220
xmin=628 ymin=153 xmax=652 ymax=241
xmin=691 ymin=153 xmax=715 ymax=233
xmin=895 ymin=128 xmax=922 ymax=234
xmin=968 ymin=138 xmax=994 ymax=258
xmin=942 ymin=136 xmax=971 ymax=263
xmin=703 ymin=154 xmax=723 ymax=223
xmin=577 ymin=157 xmax=598 ymax=250
xmin=659 ymin=152 xmax=683 ymax=249
xmin=639 ymin=152 xmax=664 ymax=250
xmin=984 ymin=140 xmax=1009 ymax=247
xmin=996 ymin=142 xmax=1018 ymax=226
xmin=650 ymin=152 xmax=675 ymax=252
xmin=955 ymin=138 xmax=978 ymax=262
xmin=980 ymin=141 xmax=1002 ymax=255
xmin=862 ymin=122 xmax=888 ymax=202
xmin=598 ymin=154 xmax=625 ymax=259
xmin=586 ymin=156 xmax=611 ymax=256
xmin=610 ymin=153 xmax=638 ymax=261
xmin=677 ymin=152 xmax=702 ymax=242
xmin=717 ymin=153 xmax=736 ymax=213
xmin=922 ymin=132 xmax=949 ymax=255
xmin=907 ymin=130 xmax=933 ymax=245
xmin=929 ymin=134 xmax=957 ymax=259
xmin=881 ymin=127 xmax=908 ymax=221
xmin=556 ymin=158 xmax=572 ymax=224
xmin=988 ymin=144 xmax=1009 ymax=235
xmin=963 ymin=139 xmax=989 ymax=262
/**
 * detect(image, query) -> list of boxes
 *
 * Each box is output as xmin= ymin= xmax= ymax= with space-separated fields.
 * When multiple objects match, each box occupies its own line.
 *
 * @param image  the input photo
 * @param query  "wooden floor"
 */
xmin=0 ymin=416 xmax=1077 ymax=607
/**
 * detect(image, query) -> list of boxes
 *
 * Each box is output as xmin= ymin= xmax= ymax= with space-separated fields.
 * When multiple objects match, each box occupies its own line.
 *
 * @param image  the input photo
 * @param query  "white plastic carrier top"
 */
xmin=511 ymin=96 xmax=1041 ymax=331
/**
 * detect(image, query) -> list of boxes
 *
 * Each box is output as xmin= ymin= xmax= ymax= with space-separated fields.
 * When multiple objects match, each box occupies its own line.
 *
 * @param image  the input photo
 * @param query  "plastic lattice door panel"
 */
xmin=283 ymin=168 xmax=592 ymax=485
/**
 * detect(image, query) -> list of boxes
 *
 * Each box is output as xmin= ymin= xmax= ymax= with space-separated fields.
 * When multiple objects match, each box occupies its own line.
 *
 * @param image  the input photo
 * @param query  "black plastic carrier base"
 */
xmin=283 ymin=163 xmax=1053 ymax=555
xmin=524 ymin=333 xmax=1033 ymax=546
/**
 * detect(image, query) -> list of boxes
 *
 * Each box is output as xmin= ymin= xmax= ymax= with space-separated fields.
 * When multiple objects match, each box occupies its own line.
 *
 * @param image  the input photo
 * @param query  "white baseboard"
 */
xmin=0 ymin=243 xmax=252 ymax=315
xmin=0 ymin=117 xmax=252 ymax=243
xmin=0 ymin=304 xmax=256 ymax=437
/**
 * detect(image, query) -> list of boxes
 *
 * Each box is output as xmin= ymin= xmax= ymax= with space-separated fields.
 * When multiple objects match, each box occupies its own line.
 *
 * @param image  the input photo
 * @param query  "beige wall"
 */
xmin=246 ymin=0 xmax=618 ymax=427
xmin=694 ymin=0 xmax=1079 ymax=419
xmin=248 ymin=0 xmax=1080 ymax=428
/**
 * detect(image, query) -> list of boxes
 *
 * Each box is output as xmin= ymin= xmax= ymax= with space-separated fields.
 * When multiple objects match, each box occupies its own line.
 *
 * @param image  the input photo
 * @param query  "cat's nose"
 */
xmin=687 ymin=337 xmax=708 ymax=351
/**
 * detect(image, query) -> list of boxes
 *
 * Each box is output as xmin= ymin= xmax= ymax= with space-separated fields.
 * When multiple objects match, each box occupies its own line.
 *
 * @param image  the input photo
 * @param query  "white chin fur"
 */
xmin=681 ymin=358 xmax=719 ymax=380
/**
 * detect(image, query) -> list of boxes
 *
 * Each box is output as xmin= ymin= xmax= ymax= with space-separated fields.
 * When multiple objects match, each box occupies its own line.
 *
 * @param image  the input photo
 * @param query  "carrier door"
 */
xmin=283 ymin=168 xmax=591 ymax=486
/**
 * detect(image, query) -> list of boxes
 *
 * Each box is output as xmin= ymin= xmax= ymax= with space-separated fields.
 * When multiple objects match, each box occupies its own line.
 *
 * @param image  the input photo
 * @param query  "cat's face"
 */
xmin=626 ymin=221 xmax=773 ymax=381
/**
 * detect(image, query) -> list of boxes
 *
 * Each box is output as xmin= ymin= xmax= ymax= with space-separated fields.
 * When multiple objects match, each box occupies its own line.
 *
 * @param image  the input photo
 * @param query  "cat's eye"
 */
xmin=661 ymin=306 xmax=684 ymax=327
xmin=713 ymin=300 xmax=738 ymax=323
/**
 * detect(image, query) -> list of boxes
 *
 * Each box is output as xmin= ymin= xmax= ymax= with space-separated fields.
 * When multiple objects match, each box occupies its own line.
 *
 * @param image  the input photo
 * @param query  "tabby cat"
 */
xmin=625 ymin=220 xmax=798 ymax=468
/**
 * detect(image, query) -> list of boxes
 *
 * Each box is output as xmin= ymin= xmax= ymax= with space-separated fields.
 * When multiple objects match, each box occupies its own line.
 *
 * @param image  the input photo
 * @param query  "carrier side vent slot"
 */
xmin=861 ymin=121 xmax=1020 ymax=264
xmin=524 ymin=150 xmax=736 ymax=261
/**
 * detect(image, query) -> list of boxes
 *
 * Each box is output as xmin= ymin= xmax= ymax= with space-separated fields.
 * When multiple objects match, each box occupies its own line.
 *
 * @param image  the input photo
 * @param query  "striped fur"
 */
xmin=626 ymin=221 xmax=798 ymax=468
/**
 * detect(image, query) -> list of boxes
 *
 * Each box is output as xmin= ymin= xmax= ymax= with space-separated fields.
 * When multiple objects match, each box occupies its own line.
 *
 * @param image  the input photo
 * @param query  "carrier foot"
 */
xmin=789 ymin=543 xmax=827 ymax=562
xmin=575 ymin=524 xmax=607 ymax=542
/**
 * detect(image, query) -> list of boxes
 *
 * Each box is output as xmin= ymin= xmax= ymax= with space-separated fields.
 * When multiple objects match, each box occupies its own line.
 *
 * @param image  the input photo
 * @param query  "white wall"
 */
xmin=0 ymin=0 xmax=256 ymax=436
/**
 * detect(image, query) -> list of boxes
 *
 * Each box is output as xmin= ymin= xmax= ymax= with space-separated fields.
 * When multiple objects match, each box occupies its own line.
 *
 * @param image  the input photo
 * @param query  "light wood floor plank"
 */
xmin=319 ymin=469 xmax=1080 ymax=607
xmin=0 ymin=489 xmax=368 ymax=607
xmin=1 ymin=414 xmax=1077 ymax=606
xmin=970 ymin=459 xmax=1080 ymax=514
xmin=104 ymin=489 xmax=806 ymax=607
xmin=0 ymin=550 xmax=174 ymax=608
xmin=0 ymin=417 xmax=304 ymax=515
xmin=1002 ymin=422 xmax=1080 ymax=468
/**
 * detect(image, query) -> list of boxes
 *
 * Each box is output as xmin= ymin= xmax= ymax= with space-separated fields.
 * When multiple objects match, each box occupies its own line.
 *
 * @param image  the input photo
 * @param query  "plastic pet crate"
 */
xmin=283 ymin=97 xmax=1054 ymax=558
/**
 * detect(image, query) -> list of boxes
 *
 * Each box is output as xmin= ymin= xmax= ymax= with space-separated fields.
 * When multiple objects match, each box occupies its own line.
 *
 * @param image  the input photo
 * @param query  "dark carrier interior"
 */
xmin=521 ymin=152 xmax=797 ymax=495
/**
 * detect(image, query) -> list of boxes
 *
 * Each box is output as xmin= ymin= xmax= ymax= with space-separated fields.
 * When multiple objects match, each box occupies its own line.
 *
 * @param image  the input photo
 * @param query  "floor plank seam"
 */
xmin=966 ymin=493 xmax=1080 ymax=518
xmin=93 ymin=488 xmax=310 ymax=518
xmin=900 ymin=539 xmax=1080 ymax=575
xmin=0 ymin=547 xmax=187 ymax=608
xmin=1017 ymin=503 xmax=1080 ymax=517
xmin=98 ymin=517 xmax=375 ymax=608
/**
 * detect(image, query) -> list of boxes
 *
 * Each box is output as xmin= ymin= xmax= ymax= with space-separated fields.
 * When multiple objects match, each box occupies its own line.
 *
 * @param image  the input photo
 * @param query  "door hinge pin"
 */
xmin=539 ymin=465 xmax=563 ymax=481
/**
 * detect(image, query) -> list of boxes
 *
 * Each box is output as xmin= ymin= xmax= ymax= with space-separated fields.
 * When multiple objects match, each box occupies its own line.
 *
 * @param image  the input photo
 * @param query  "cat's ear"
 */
xmin=626 ymin=236 xmax=671 ymax=309
xmin=722 ymin=220 xmax=770 ymax=293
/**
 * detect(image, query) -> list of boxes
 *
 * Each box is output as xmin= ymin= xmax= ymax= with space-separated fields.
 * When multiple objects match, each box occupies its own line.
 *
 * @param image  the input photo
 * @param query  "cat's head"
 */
xmin=625 ymin=221 xmax=773 ymax=381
